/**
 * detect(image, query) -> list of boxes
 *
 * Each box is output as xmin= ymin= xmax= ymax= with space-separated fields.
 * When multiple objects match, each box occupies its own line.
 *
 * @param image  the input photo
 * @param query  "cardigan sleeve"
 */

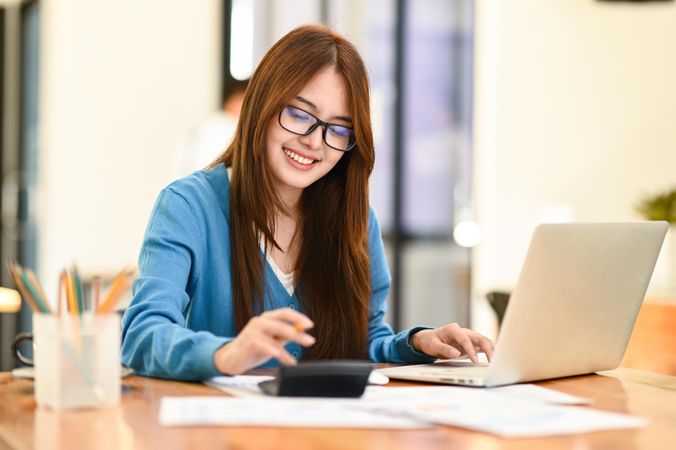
xmin=365 ymin=208 xmax=436 ymax=364
xmin=121 ymin=187 xmax=230 ymax=380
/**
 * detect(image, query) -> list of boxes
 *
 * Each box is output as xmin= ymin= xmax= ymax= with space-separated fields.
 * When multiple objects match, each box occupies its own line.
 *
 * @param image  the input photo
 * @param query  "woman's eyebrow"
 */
xmin=295 ymin=95 xmax=317 ymax=110
xmin=295 ymin=95 xmax=352 ymax=124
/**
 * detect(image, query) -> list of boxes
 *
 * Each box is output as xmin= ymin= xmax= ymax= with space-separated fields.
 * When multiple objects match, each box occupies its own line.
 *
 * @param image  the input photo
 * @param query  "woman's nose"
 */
xmin=299 ymin=125 xmax=324 ymax=150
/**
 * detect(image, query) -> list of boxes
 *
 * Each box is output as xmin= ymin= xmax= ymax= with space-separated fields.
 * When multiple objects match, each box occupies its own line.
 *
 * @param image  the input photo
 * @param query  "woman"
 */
xmin=121 ymin=25 xmax=493 ymax=380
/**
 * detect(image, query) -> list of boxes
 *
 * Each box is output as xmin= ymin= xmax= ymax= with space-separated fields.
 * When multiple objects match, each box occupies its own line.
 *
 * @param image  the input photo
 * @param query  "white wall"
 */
xmin=38 ymin=0 xmax=221 ymax=297
xmin=472 ymin=0 xmax=676 ymax=336
xmin=34 ymin=0 xmax=364 ymax=306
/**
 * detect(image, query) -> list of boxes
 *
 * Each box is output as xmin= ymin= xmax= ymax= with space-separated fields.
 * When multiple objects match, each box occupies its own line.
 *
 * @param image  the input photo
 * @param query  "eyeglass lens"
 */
xmin=280 ymin=106 xmax=354 ymax=151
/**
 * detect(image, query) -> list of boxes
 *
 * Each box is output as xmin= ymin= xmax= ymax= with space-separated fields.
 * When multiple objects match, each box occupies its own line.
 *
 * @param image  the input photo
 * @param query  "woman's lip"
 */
xmin=283 ymin=150 xmax=316 ymax=171
xmin=283 ymin=147 xmax=319 ymax=162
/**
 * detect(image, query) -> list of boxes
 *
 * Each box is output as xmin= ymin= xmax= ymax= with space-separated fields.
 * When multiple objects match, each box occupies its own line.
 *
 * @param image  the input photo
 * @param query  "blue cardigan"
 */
xmin=121 ymin=164 xmax=434 ymax=380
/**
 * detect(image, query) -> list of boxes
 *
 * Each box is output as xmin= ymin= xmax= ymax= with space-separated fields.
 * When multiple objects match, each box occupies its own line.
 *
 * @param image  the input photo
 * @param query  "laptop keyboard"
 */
xmin=408 ymin=362 xmax=490 ymax=380
xmin=431 ymin=365 xmax=489 ymax=379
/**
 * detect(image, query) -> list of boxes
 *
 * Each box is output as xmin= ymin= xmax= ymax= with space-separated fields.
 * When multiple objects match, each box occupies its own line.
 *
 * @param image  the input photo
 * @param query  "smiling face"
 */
xmin=265 ymin=66 xmax=351 ymax=202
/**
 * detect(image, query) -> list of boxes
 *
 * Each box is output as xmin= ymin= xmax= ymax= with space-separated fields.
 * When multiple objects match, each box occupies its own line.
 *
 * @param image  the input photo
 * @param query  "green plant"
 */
xmin=637 ymin=189 xmax=676 ymax=223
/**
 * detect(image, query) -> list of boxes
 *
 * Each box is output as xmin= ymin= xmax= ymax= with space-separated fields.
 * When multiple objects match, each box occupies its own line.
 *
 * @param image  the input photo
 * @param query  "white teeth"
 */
xmin=284 ymin=148 xmax=315 ymax=165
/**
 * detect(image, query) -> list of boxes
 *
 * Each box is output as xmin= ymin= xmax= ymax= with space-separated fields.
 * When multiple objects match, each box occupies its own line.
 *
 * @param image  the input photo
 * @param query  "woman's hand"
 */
xmin=411 ymin=323 xmax=494 ymax=363
xmin=213 ymin=307 xmax=316 ymax=375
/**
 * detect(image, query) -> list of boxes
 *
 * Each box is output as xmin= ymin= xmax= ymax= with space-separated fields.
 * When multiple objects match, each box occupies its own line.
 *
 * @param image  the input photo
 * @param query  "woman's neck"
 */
xmin=275 ymin=183 xmax=302 ymax=219
xmin=270 ymin=186 xmax=302 ymax=274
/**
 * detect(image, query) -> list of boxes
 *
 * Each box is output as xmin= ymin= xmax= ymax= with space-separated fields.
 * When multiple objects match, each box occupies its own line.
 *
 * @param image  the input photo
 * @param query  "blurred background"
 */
xmin=0 ymin=0 xmax=674 ymax=371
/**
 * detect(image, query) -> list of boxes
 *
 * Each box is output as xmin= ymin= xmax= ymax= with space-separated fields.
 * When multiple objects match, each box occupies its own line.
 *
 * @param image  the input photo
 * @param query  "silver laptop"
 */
xmin=379 ymin=222 xmax=668 ymax=387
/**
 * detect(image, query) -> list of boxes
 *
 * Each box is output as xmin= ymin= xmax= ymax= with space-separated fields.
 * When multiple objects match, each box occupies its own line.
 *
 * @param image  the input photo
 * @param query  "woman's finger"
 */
xmin=249 ymin=316 xmax=316 ymax=347
xmin=440 ymin=324 xmax=478 ymax=363
xmin=263 ymin=307 xmax=314 ymax=330
xmin=470 ymin=333 xmax=495 ymax=362
xmin=274 ymin=346 xmax=298 ymax=366
xmin=426 ymin=336 xmax=461 ymax=359
xmin=246 ymin=336 xmax=298 ymax=365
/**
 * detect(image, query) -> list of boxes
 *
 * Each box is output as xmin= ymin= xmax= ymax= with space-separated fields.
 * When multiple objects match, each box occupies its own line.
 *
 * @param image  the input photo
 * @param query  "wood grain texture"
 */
xmin=1 ymin=367 xmax=675 ymax=450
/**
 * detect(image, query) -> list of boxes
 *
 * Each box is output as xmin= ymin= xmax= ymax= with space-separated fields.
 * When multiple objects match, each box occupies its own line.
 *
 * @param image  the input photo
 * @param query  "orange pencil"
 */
xmin=97 ymin=269 xmax=133 ymax=314
xmin=65 ymin=270 xmax=78 ymax=314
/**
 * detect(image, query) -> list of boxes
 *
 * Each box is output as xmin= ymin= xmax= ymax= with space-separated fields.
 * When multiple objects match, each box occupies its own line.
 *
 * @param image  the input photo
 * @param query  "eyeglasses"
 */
xmin=278 ymin=105 xmax=356 ymax=152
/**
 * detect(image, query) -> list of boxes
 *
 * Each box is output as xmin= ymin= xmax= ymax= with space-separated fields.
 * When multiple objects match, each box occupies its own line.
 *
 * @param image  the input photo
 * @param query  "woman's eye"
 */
xmin=329 ymin=126 xmax=351 ymax=138
xmin=288 ymin=108 xmax=311 ymax=122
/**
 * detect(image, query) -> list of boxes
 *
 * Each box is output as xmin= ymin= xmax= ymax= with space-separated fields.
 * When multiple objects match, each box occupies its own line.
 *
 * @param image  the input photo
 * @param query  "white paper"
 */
xmin=191 ymin=380 xmax=645 ymax=437
xmin=158 ymin=396 xmax=429 ymax=429
xmin=379 ymin=402 xmax=647 ymax=438
xmin=489 ymin=384 xmax=591 ymax=405
xmin=204 ymin=375 xmax=272 ymax=397
xmin=356 ymin=386 xmax=644 ymax=438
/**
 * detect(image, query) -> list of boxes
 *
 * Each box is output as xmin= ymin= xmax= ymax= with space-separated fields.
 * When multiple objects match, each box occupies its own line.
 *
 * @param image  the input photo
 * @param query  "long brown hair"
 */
xmin=213 ymin=25 xmax=375 ymax=359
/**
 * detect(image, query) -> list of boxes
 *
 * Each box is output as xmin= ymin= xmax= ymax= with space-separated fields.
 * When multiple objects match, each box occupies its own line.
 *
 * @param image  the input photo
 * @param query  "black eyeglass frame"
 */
xmin=278 ymin=105 xmax=357 ymax=152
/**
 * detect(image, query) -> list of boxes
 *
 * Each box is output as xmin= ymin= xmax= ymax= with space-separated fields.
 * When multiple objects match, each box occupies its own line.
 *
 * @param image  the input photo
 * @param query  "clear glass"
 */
xmin=33 ymin=313 xmax=121 ymax=410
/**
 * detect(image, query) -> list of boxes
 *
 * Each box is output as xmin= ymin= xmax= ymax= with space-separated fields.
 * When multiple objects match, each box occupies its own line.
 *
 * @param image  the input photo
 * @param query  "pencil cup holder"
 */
xmin=33 ymin=313 xmax=121 ymax=410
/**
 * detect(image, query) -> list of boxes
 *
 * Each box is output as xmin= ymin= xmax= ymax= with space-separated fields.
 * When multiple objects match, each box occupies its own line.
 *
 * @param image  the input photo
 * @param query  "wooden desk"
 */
xmin=1 ymin=368 xmax=675 ymax=450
